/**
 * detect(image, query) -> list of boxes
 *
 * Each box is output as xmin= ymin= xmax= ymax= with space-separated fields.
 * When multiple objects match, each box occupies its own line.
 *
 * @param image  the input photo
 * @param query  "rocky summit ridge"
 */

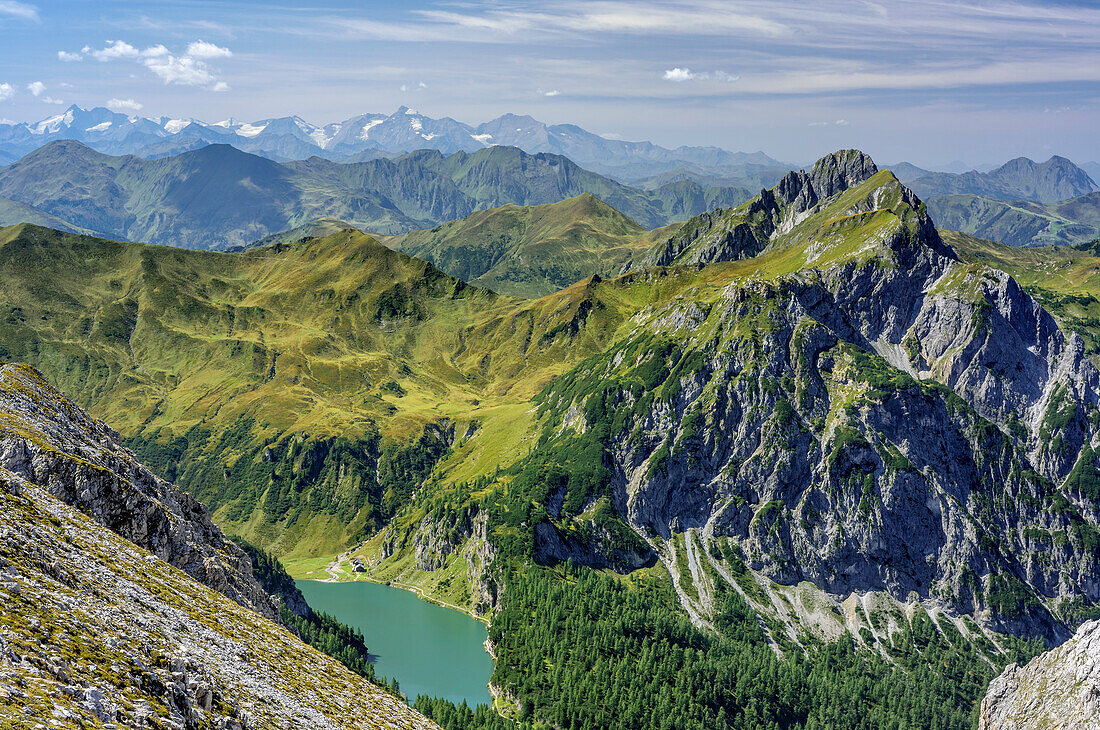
xmin=514 ymin=150 xmax=1100 ymax=644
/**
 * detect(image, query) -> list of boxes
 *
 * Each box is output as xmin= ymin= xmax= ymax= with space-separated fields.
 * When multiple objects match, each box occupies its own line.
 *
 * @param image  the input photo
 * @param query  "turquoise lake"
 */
xmin=296 ymin=580 xmax=493 ymax=707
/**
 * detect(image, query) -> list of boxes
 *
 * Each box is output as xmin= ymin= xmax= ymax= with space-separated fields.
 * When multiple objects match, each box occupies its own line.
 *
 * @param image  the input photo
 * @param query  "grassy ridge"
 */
xmin=381 ymin=194 xmax=680 ymax=298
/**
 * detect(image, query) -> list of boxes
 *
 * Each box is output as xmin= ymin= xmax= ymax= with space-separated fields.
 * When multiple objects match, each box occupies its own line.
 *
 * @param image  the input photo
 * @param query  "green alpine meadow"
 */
xmin=2 ymin=2 xmax=1099 ymax=729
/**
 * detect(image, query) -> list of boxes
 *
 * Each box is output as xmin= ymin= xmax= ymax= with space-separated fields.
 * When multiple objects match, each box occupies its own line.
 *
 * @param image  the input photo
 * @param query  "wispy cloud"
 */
xmin=0 ymin=83 xmax=13 ymax=101
xmin=662 ymin=68 xmax=739 ymax=83
xmin=107 ymin=98 xmax=143 ymax=113
xmin=57 ymin=50 xmax=81 ymax=62
xmin=0 ymin=1 xmax=37 ymax=21
xmin=26 ymin=81 xmax=44 ymax=96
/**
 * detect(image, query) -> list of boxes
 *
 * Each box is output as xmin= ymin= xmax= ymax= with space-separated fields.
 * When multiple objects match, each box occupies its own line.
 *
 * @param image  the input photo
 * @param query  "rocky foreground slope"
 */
xmin=980 ymin=619 xmax=1100 ymax=729
xmin=0 ymin=362 xmax=436 ymax=730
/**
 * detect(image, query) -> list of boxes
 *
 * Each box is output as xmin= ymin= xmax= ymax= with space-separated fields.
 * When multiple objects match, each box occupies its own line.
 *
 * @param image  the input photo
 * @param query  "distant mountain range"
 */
xmin=0 ymin=105 xmax=786 ymax=182
xmin=926 ymin=192 xmax=1100 ymax=248
xmin=0 ymin=140 xmax=752 ymax=248
xmin=907 ymin=156 xmax=1098 ymax=205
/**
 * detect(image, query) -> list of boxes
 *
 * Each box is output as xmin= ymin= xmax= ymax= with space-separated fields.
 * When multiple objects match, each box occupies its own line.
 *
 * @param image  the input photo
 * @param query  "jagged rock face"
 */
xmin=645 ymin=149 xmax=881 ymax=267
xmin=980 ymin=619 xmax=1100 ymax=729
xmin=0 ymin=363 xmax=278 ymax=621
xmin=538 ymin=159 xmax=1100 ymax=639
xmin=0 ymin=472 xmax=438 ymax=730
xmin=401 ymin=505 xmax=500 ymax=615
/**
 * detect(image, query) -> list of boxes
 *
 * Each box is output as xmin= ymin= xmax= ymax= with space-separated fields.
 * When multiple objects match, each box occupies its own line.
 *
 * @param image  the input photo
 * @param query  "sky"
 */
xmin=0 ymin=0 xmax=1097 ymax=167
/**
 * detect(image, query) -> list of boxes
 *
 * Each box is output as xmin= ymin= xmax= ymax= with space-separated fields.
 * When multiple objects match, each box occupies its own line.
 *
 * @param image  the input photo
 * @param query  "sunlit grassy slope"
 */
xmin=380 ymin=194 xmax=680 ymax=298
xmin=3 ymin=170 xmax=1096 ymax=562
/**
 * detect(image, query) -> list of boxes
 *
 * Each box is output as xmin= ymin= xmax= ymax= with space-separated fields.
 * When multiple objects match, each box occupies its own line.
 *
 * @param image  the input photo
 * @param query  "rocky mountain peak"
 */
xmin=809 ymin=149 xmax=880 ymax=198
xmin=645 ymin=150 xmax=931 ymax=268
xmin=774 ymin=149 xmax=880 ymax=213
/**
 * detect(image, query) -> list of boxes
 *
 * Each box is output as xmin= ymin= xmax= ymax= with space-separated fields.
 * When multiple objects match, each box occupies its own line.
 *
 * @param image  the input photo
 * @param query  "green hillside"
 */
xmin=381 ymin=194 xmax=679 ymax=297
xmin=5 ymin=150 xmax=1100 ymax=730
xmin=0 ymin=141 xmax=750 ymax=249
xmin=928 ymin=192 xmax=1100 ymax=247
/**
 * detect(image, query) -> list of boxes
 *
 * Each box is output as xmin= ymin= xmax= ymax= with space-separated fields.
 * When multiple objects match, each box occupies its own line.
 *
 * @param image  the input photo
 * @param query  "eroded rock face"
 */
xmin=539 ymin=156 xmax=1100 ymax=640
xmin=980 ymin=620 xmax=1100 ymax=729
xmin=0 ymin=363 xmax=278 ymax=620
xmin=646 ymin=150 xmax=882 ymax=267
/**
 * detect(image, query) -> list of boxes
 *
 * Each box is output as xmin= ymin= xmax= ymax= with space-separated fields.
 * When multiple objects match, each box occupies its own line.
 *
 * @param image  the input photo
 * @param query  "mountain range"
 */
xmin=0 ymin=140 xmax=753 ymax=248
xmin=0 ymin=104 xmax=786 ymax=182
xmin=926 ymin=192 xmax=1100 ymax=247
xmin=4 ymin=148 xmax=1100 ymax=727
xmin=908 ymin=155 xmax=1098 ymax=205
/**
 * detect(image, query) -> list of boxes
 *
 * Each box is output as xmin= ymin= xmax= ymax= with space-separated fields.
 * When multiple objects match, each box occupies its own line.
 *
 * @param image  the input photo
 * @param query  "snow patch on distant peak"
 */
xmin=404 ymin=107 xmax=418 ymax=115
xmin=409 ymin=118 xmax=423 ymax=131
xmin=472 ymin=133 xmax=493 ymax=145
xmin=32 ymin=110 xmax=74 ymax=134
xmin=236 ymin=122 xmax=267 ymax=138
xmin=309 ymin=127 xmax=333 ymax=149
xmin=359 ymin=119 xmax=383 ymax=140
xmin=86 ymin=121 xmax=112 ymax=132
xmin=163 ymin=119 xmax=189 ymax=134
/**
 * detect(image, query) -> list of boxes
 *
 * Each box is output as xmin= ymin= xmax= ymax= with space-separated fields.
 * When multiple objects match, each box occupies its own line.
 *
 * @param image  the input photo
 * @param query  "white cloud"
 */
xmin=81 ymin=39 xmax=232 ymax=90
xmin=107 ymin=98 xmax=143 ymax=113
xmin=663 ymin=68 xmax=738 ymax=82
xmin=89 ymin=40 xmax=141 ymax=61
xmin=0 ymin=1 xmax=37 ymax=21
xmin=185 ymin=40 xmax=232 ymax=59
xmin=542 ymin=89 xmax=561 ymax=97
xmin=144 ymin=54 xmax=222 ymax=87
xmin=835 ymin=119 xmax=850 ymax=126
xmin=57 ymin=50 xmax=82 ymax=62
xmin=0 ymin=83 xmax=13 ymax=101
xmin=41 ymin=96 xmax=63 ymax=104
xmin=26 ymin=81 xmax=44 ymax=96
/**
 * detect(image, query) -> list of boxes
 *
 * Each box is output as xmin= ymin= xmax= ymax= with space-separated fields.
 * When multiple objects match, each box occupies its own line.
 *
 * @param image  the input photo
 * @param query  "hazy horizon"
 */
xmin=1 ymin=0 xmax=1097 ymax=168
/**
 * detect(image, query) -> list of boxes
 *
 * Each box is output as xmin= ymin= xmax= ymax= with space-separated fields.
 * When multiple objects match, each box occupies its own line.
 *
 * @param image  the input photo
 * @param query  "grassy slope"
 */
xmin=927 ymin=193 xmax=1100 ymax=247
xmin=0 ymin=195 xmax=92 ymax=233
xmin=0 ymin=141 xmax=746 ymax=249
xmin=381 ymin=194 xmax=679 ymax=297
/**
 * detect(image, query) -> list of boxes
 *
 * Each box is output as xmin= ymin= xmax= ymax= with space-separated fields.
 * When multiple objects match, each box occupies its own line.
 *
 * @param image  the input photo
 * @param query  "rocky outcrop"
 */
xmin=980 ymin=619 xmax=1100 ymax=729
xmin=0 ymin=470 xmax=438 ymax=730
xmin=0 ymin=363 xmax=278 ymax=620
xmin=645 ymin=150 xmax=881 ymax=267
xmin=538 ymin=156 xmax=1100 ymax=640
xmin=408 ymin=505 xmax=501 ymax=615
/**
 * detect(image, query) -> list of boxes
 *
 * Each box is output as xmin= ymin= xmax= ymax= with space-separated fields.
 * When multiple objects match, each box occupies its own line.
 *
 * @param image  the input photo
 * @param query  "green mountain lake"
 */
xmin=296 ymin=580 xmax=493 ymax=707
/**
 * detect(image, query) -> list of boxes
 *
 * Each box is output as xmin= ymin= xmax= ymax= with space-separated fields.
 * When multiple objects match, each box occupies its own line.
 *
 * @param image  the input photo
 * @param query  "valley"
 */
xmin=3 ymin=145 xmax=1100 ymax=729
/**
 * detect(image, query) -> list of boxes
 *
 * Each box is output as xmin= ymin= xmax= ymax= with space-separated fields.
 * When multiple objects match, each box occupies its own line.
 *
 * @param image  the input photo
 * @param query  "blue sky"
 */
xmin=0 ymin=0 xmax=1097 ymax=166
